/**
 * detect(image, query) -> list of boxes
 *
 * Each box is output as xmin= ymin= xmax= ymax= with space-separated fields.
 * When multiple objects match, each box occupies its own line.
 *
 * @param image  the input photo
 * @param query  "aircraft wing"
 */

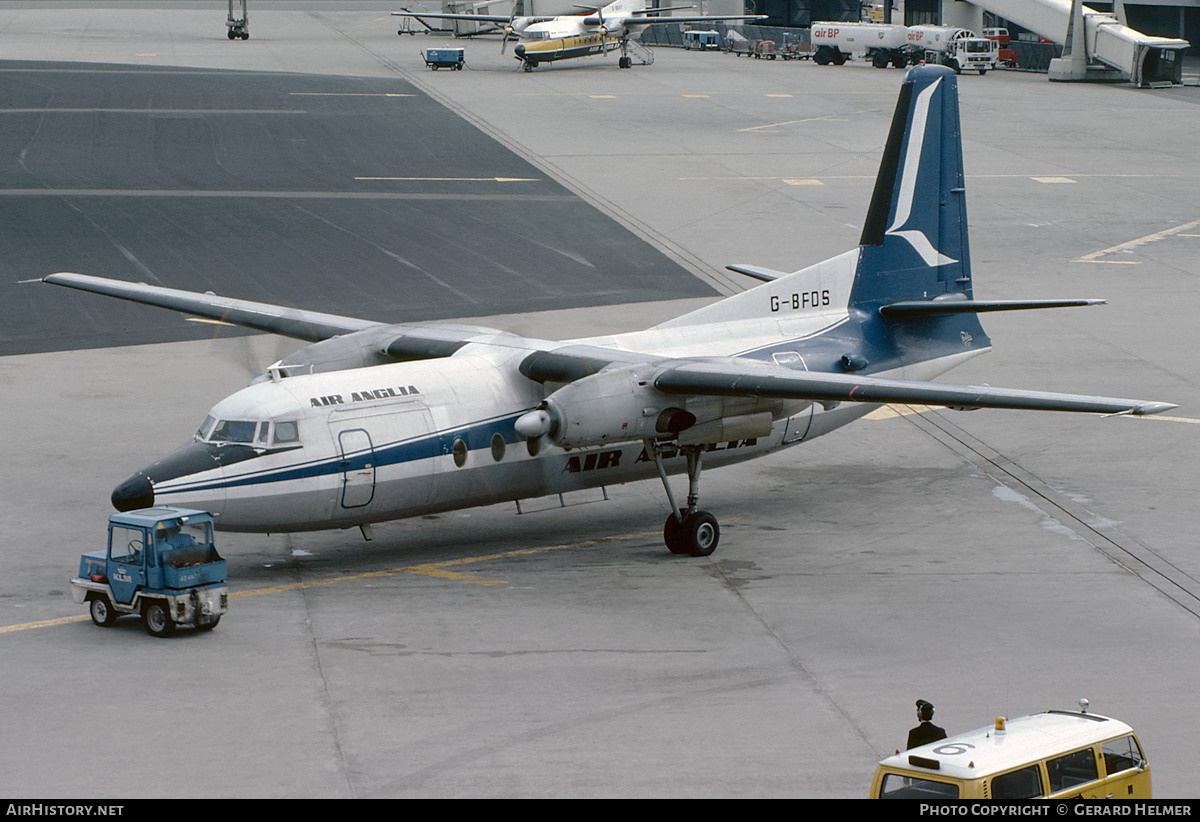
xmin=652 ymin=360 xmax=1177 ymax=416
xmin=42 ymin=272 xmax=380 ymax=342
xmin=390 ymin=11 xmax=555 ymax=24
xmin=518 ymin=347 xmax=1175 ymax=416
xmin=41 ymin=273 xmax=1176 ymax=415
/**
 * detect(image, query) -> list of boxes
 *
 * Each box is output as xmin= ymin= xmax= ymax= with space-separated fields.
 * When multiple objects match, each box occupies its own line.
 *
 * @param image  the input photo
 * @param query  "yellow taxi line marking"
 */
xmin=243 ymin=529 xmax=663 ymax=593
xmin=290 ymin=92 xmax=416 ymax=97
xmin=1 ymin=526 xmax=698 ymax=633
xmin=1075 ymin=218 xmax=1200 ymax=264
xmin=354 ymin=176 xmax=539 ymax=182
xmin=738 ymin=108 xmax=876 ymax=133
xmin=0 ymin=614 xmax=90 ymax=634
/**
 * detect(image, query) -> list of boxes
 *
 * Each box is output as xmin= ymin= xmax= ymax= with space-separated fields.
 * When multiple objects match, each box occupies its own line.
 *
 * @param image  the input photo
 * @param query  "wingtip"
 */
xmin=1118 ymin=403 xmax=1176 ymax=417
xmin=1131 ymin=402 xmax=1179 ymax=416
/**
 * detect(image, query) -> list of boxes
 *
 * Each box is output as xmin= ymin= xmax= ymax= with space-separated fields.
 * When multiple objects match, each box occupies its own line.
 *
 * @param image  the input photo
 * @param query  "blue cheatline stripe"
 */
xmin=160 ymin=409 xmax=534 ymax=496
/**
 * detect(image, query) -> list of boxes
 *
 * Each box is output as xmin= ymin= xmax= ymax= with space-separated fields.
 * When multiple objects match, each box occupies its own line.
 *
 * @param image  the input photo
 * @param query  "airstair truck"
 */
xmin=72 ymin=507 xmax=228 ymax=637
xmin=811 ymin=22 xmax=910 ymax=67
xmin=906 ymin=25 xmax=999 ymax=73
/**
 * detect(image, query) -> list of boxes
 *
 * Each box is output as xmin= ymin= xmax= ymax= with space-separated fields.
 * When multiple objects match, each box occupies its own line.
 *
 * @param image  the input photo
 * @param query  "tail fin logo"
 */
xmin=886 ymin=77 xmax=958 ymax=269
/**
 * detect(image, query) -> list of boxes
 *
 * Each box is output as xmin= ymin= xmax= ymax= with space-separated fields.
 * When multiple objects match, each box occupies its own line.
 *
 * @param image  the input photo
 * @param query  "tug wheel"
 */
xmin=89 ymin=596 xmax=117 ymax=627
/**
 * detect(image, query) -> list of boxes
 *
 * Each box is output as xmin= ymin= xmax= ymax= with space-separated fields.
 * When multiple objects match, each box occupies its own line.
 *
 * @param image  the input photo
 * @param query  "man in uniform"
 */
xmin=906 ymin=699 xmax=947 ymax=749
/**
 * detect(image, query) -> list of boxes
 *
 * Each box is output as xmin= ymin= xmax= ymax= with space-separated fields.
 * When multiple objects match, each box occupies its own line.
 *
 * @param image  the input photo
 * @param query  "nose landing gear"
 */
xmin=226 ymin=0 xmax=249 ymax=40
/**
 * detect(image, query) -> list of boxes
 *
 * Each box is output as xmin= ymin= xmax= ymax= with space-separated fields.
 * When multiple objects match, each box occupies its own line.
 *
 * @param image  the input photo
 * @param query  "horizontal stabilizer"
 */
xmin=42 ymin=273 xmax=378 ymax=341
xmin=725 ymin=264 xmax=785 ymax=283
xmin=654 ymin=361 xmax=1177 ymax=417
xmin=880 ymin=298 xmax=1106 ymax=318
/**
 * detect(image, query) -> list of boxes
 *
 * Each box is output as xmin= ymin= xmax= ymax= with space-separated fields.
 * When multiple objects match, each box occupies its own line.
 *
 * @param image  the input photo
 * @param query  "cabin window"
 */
xmin=991 ymin=765 xmax=1043 ymax=799
xmin=491 ymin=433 xmax=506 ymax=462
xmin=1102 ymin=736 xmax=1143 ymax=775
xmin=452 ymin=437 xmax=468 ymax=468
xmin=1047 ymin=747 xmax=1098 ymax=793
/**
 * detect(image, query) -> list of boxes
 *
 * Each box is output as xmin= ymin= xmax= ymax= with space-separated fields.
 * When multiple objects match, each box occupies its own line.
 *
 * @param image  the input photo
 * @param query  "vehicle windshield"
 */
xmin=157 ymin=518 xmax=214 ymax=550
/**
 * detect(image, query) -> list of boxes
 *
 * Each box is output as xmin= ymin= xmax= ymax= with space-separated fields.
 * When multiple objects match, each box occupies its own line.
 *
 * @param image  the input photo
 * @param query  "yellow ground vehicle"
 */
xmin=870 ymin=703 xmax=1150 ymax=799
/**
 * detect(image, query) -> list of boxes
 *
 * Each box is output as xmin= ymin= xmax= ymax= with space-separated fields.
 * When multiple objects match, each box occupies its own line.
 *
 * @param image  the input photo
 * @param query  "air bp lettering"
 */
xmin=769 ymin=290 xmax=831 ymax=313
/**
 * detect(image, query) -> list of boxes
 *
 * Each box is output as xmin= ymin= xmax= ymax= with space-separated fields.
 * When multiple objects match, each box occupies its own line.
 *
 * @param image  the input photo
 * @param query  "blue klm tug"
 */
xmin=71 ymin=507 xmax=228 ymax=637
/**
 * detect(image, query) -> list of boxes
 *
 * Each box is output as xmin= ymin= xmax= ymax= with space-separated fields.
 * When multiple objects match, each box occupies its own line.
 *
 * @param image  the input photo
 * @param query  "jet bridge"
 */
xmin=978 ymin=0 xmax=1189 ymax=85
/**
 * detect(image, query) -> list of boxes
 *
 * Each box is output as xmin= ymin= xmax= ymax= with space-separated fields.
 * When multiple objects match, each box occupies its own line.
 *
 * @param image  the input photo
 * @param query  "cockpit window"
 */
xmin=197 ymin=417 xmax=302 ymax=449
xmin=210 ymin=419 xmax=258 ymax=444
xmin=273 ymin=421 xmax=300 ymax=446
xmin=195 ymin=415 xmax=216 ymax=441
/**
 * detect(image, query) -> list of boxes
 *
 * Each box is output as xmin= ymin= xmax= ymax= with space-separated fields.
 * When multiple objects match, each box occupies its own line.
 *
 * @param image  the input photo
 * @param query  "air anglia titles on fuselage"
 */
xmin=562 ymin=438 xmax=761 ymax=474
xmin=770 ymin=290 xmax=831 ymax=312
xmin=310 ymin=385 xmax=421 ymax=407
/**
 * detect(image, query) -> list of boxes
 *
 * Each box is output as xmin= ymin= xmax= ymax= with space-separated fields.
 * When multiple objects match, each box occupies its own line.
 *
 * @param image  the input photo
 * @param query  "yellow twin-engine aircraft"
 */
xmin=392 ymin=0 xmax=765 ymax=71
xmin=44 ymin=67 xmax=1175 ymax=558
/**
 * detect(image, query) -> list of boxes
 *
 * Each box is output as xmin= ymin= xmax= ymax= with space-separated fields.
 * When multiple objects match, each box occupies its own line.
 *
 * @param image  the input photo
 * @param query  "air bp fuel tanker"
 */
xmin=44 ymin=67 xmax=1174 ymax=558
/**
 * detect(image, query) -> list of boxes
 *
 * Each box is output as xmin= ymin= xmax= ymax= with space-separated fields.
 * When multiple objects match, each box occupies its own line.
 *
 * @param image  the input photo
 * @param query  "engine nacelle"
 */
xmin=516 ymin=364 xmax=693 ymax=449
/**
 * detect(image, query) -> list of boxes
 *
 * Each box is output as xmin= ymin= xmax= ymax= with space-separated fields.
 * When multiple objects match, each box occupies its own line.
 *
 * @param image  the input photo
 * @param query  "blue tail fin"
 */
xmin=852 ymin=66 xmax=972 ymax=312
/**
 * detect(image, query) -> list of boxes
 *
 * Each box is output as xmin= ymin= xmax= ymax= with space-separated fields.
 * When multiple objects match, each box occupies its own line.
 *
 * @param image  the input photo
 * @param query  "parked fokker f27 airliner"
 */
xmin=45 ymin=66 xmax=1173 ymax=558
xmin=392 ymin=0 xmax=764 ymax=70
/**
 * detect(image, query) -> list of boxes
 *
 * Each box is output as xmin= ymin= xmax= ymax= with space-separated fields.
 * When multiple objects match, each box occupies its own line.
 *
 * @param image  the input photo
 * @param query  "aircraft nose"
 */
xmin=514 ymin=44 xmax=525 ymax=58
xmin=109 ymin=439 xmax=252 ymax=514
xmin=112 ymin=472 xmax=154 ymax=511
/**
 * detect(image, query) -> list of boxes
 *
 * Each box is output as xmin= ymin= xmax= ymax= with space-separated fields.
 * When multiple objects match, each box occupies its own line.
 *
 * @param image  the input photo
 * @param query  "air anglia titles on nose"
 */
xmin=310 ymin=385 xmax=420 ymax=407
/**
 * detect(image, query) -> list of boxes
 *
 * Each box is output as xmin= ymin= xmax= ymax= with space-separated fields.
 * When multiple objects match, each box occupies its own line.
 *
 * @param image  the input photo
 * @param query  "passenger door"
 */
xmin=337 ymin=428 xmax=375 ymax=509
xmin=1098 ymin=735 xmax=1152 ymax=799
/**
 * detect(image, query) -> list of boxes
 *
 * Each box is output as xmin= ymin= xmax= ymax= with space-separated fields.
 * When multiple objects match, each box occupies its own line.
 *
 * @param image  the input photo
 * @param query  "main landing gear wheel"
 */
xmin=647 ymin=440 xmax=722 ymax=558
xmin=664 ymin=510 xmax=720 ymax=557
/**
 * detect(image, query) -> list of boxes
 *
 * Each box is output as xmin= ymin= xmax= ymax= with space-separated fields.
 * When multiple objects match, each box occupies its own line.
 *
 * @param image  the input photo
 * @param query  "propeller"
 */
xmin=501 ymin=8 xmax=518 ymax=54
